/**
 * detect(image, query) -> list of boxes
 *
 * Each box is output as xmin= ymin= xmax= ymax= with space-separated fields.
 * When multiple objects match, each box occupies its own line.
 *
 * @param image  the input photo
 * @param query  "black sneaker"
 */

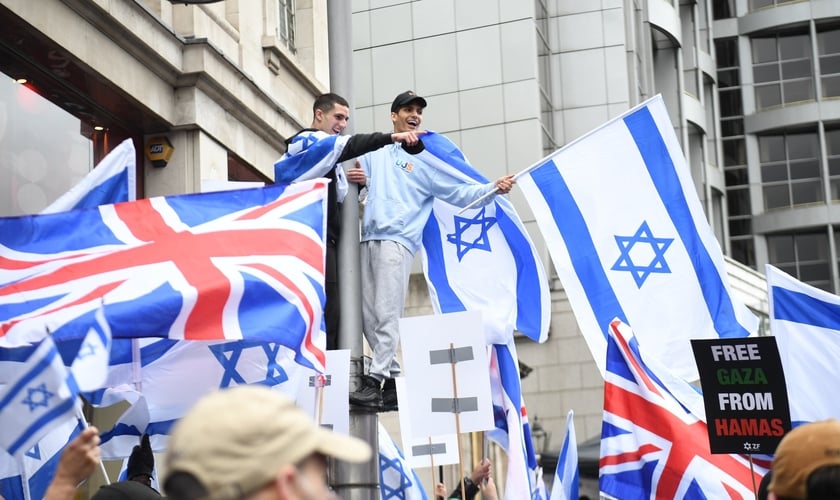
xmin=349 ymin=374 xmax=382 ymax=409
xmin=381 ymin=378 xmax=398 ymax=412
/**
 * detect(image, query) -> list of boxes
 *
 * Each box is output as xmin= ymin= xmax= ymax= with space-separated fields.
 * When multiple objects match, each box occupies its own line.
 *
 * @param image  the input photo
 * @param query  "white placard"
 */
xmin=296 ymin=349 xmax=351 ymax=435
xmin=399 ymin=311 xmax=494 ymax=437
xmin=395 ymin=377 xmax=460 ymax=468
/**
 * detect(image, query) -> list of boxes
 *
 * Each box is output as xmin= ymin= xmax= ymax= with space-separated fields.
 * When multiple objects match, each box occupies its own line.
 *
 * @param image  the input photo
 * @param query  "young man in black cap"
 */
xmin=348 ymin=91 xmax=514 ymax=410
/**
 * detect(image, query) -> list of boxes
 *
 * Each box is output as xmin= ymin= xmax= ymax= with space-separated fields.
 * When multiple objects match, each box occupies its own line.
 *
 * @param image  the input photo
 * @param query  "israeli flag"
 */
xmin=378 ymin=422 xmax=427 ymax=500
xmin=274 ymin=130 xmax=350 ymax=202
xmin=90 ymin=338 xmax=309 ymax=458
xmin=551 ymin=410 xmax=579 ymax=500
xmin=518 ymin=96 xmax=757 ymax=380
xmin=0 ymin=336 xmax=80 ymax=456
xmin=767 ymin=264 xmax=840 ymax=424
xmin=418 ymin=132 xmax=550 ymax=344
xmin=40 ymin=138 xmax=136 ymax=213
xmin=69 ymin=306 xmax=111 ymax=392
xmin=0 ymin=419 xmax=82 ymax=500
xmin=487 ymin=339 xmax=542 ymax=499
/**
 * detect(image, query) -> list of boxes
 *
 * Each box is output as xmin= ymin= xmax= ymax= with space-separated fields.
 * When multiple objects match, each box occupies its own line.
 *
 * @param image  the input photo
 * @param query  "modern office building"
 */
xmin=353 ymin=0 xmax=770 ymax=494
xmin=713 ymin=0 xmax=840 ymax=293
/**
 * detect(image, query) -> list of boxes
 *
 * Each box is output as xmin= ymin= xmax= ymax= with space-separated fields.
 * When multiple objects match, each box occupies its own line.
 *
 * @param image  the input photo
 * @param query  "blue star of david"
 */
xmin=209 ymin=341 xmax=288 ymax=388
xmin=77 ymin=340 xmax=97 ymax=359
xmin=379 ymin=455 xmax=412 ymax=499
xmin=446 ymin=206 xmax=497 ymax=261
xmin=611 ymin=221 xmax=674 ymax=288
xmin=22 ymin=383 xmax=54 ymax=412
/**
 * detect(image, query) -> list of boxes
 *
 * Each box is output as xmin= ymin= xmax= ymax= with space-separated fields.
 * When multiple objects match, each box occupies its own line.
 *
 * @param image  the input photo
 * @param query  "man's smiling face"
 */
xmin=391 ymin=103 xmax=424 ymax=133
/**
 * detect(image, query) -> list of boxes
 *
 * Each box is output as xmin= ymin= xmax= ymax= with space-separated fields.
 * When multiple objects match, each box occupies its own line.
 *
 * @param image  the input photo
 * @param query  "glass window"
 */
xmin=723 ymin=139 xmax=746 ymax=166
xmin=730 ymin=238 xmax=756 ymax=268
xmin=759 ymin=135 xmax=785 ymax=162
xmin=713 ymin=0 xmax=735 ymax=20
xmin=819 ymin=28 xmax=840 ymax=98
xmin=726 ymin=186 xmax=751 ymax=214
xmin=759 ymin=132 xmax=821 ymax=209
xmin=277 ymin=0 xmax=296 ymax=51
xmin=768 ymin=231 xmax=831 ymax=291
xmin=826 ymin=129 xmax=840 ymax=200
xmin=0 ymin=74 xmax=94 ymax=216
xmin=751 ymin=32 xmax=814 ymax=109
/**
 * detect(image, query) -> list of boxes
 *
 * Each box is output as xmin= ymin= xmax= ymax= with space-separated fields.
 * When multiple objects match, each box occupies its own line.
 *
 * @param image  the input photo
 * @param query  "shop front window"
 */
xmin=0 ymin=74 xmax=93 ymax=216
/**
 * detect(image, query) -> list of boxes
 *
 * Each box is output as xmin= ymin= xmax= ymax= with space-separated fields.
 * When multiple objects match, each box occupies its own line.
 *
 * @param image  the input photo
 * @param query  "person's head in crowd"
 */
xmin=390 ymin=90 xmax=426 ymax=133
xmin=91 ymin=481 xmax=162 ymax=499
xmin=769 ymin=420 xmax=840 ymax=500
xmin=311 ymin=93 xmax=350 ymax=136
xmin=163 ymin=386 xmax=371 ymax=500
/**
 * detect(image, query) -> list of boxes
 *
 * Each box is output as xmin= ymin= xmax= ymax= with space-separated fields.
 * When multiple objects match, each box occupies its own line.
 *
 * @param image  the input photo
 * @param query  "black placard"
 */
xmin=691 ymin=337 xmax=791 ymax=454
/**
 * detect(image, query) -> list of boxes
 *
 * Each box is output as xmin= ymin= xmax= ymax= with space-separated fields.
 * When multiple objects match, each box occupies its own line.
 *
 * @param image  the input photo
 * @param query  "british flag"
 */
xmin=0 ymin=180 xmax=328 ymax=372
xmin=600 ymin=320 xmax=764 ymax=499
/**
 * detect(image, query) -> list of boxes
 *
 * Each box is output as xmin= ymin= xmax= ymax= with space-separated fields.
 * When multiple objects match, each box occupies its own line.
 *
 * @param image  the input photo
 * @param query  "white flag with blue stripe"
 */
xmin=767 ymin=264 xmax=840 ymax=424
xmin=550 ymin=410 xmax=579 ymax=500
xmin=274 ymin=130 xmax=350 ymax=201
xmin=0 ymin=336 xmax=80 ymax=457
xmin=40 ymin=138 xmax=136 ymax=214
xmin=418 ymin=132 xmax=550 ymax=344
xmin=518 ymin=96 xmax=757 ymax=380
xmin=378 ymin=422 xmax=427 ymax=500
xmin=89 ymin=338 xmax=309 ymax=458
xmin=0 ymin=418 xmax=82 ymax=500
xmin=69 ymin=306 xmax=111 ymax=392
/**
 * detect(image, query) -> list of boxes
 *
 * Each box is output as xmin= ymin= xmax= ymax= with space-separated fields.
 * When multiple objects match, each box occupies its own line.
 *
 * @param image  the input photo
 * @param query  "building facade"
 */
xmin=354 ymin=0 xmax=770 ymax=494
xmin=714 ymin=0 xmax=840 ymax=293
xmin=0 ymin=0 xmax=329 ymax=217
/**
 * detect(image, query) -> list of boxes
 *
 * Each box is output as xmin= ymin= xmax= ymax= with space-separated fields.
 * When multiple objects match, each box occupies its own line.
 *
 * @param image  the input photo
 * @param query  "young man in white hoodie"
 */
xmin=348 ymin=91 xmax=514 ymax=410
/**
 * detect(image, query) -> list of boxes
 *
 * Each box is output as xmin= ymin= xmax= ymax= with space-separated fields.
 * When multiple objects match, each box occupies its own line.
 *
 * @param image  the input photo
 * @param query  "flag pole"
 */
xmin=448 ymin=342 xmax=466 ymax=500
xmin=749 ymin=455 xmax=758 ymax=500
xmin=74 ymin=400 xmax=110 ymax=485
xmin=428 ymin=436 xmax=436 ymax=499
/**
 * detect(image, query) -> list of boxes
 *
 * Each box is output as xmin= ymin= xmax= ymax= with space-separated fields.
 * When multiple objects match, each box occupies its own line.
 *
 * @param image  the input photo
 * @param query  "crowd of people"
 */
xmin=15 ymin=91 xmax=840 ymax=500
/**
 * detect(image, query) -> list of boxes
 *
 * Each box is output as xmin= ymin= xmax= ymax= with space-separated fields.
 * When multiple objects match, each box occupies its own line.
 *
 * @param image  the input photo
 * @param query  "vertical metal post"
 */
xmin=327 ymin=2 xmax=379 ymax=499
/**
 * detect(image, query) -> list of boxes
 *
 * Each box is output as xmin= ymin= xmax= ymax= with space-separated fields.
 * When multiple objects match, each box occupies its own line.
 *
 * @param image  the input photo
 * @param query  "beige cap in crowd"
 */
xmin=163 ymin=385 xmax=371 ymax=500
xmin=769 ymin=419 xmax=840 ymax=499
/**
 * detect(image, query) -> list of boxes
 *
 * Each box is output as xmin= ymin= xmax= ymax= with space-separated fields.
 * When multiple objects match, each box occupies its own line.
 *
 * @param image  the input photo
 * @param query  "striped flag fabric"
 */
xmin=0 ymin=181 xmax=329 ymax=372
xmin=274 ymin=130 xmax=350 ymax=201
xmin=69 ymin=306 xmax=112 ymax=392
xmin=767 ymin=264 xmax=840 ymax=424
xmin=418 ymin=132 xmax=550 ymax=344
xmin=378 ymin=422 xmax=428 ymax=500
xmin=87 ymin=337 xmax=309 ymax=458
xmin=0 ymin=419 xmax=82 ymax=500
xmin=550 ymin=410 xmax=579 ymax=500
xmin=40 ymin=138 xmax=136 ymax=214
xmin=487 ymin=340 xmax=541 ymax=499
xmin=518 ymin=96 xmax=757 ymax=380
xmin=0 ymin=336 xmax=80 ymax=457
xmin=600 ymin=319 xmax=764 ymax=498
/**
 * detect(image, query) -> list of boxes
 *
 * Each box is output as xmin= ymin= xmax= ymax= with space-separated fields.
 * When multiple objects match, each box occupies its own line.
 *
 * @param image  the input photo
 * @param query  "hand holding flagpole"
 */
xmin=456 ymin=174 xmax=516 ymax=214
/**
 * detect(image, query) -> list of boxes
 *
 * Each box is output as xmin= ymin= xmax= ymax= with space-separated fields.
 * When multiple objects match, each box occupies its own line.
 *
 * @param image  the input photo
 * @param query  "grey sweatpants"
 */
xmin=361 ymin=239 xmax=413 ymax=381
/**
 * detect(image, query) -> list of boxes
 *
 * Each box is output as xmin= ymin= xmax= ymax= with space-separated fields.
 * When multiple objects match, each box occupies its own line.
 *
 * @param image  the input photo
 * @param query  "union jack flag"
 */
xmin=0 ymin=181 xmax=328 ymax=372
xmin=600 ymin=320 xmax=764 ymax=499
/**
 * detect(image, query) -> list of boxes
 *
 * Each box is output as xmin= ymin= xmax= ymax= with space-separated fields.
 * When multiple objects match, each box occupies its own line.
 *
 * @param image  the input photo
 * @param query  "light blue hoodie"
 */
xmin=358 ymin=143 xmax=496 ymax=254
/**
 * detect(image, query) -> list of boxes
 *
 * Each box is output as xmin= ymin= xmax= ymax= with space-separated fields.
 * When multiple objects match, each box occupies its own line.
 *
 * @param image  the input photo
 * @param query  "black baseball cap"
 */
xmin=391 ymin=90 xmax=427 ymax=112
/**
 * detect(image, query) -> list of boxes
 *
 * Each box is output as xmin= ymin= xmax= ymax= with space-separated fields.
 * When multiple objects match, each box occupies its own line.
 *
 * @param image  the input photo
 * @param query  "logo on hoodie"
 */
xmin=394 ymin=158 xmax=413 ymax=173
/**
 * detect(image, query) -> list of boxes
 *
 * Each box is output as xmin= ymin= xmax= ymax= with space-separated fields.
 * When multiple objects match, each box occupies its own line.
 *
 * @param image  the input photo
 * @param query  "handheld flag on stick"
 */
xmin=518 ymin=96 xmax=757 ymax=380
xmin=551 ymin=410 xmax=579 ymax=500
